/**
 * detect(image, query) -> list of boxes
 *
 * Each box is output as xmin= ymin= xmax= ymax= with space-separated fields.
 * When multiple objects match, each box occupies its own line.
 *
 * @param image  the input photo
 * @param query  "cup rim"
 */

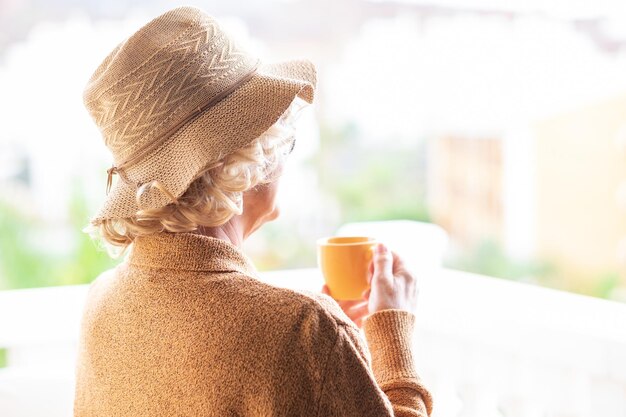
xmin=316 ymin=236 xmax=378 ymax=246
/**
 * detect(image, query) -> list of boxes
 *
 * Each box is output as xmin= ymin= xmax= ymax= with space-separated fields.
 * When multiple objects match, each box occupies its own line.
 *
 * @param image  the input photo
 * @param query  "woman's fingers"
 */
xmin=337 ymin=300 xmax=364 ymax=310
xmin=346 ymin=301 xmax=369 ymax=319
xmin=348 ymin=302 xmax=369 ymax=329
xmin=361 ymin=288 xmax=371 ymax=300
xmin=347 ymin=301 xmax=368 ymax=313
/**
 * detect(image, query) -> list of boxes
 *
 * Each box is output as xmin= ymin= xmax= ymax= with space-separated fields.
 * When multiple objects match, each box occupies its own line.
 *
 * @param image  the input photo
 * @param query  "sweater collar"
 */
xmin=128 ymin=232 xmax=259 ymax=276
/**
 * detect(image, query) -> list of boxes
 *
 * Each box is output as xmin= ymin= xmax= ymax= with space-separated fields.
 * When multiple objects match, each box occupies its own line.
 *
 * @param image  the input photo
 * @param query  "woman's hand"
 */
xmin=365 ymin=243 xmax=419 ymax=314
xmin=321 ymin=242 xmax=419 ymax=328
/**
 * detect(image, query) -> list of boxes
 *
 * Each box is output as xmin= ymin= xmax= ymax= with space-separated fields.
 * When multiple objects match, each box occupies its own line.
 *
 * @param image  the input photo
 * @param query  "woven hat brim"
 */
xmin=91 ymin=59 xmax=316 ymax=225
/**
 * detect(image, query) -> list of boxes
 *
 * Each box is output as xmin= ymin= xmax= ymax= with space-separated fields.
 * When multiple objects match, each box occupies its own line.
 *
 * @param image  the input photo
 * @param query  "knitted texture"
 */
xmin=74 ymin=232 xmax=433 ymax=416
xmin=363 ymin=309 xmax=434 ymax=415
xmin=83 ymin=6 xmax=316 ymax=223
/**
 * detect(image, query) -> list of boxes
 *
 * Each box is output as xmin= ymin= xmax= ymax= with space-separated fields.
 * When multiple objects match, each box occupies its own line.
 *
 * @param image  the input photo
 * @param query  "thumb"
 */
xmin=372 ymin=243 xmax=393 ymax=282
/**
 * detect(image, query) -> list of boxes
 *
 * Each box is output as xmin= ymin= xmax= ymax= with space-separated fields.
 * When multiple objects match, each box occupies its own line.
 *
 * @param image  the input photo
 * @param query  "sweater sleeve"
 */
xmin=316 ymin=309 xmax=433 ymax=417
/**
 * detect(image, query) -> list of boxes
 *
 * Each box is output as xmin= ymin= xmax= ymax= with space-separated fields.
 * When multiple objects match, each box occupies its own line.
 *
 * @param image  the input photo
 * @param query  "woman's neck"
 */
xmin=195 ymin=218 xmax=245 ymax=248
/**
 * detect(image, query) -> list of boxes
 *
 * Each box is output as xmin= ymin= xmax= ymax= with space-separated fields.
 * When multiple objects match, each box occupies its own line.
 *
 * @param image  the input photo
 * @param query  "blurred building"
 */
xmin=427 ymin=135 xmax=504 ymax=248
xmin=427 ymin=95 xmax=626 ymax=295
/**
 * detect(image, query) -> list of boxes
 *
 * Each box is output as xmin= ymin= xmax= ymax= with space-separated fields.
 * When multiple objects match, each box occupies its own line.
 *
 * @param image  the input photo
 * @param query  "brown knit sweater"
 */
xmin=74 ymin=232 xmax=433 ymax=416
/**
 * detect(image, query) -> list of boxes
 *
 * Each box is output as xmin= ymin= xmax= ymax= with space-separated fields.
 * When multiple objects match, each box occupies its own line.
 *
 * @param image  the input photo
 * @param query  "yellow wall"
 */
xmin=535 ymin=94 xmax=626 ymax=284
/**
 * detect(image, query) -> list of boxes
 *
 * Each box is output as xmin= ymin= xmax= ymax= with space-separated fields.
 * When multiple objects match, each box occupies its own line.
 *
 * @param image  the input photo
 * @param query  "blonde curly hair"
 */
xmin=86 ymin=96 xmax=309 ymax=258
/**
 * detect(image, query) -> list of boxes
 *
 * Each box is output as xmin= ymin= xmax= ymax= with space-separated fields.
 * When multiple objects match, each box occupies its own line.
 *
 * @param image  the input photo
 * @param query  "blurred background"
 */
xmin=3 ymin=0 xmax=626 ymax=299
xmin=3 ymin=1 xmax=626 ymax=416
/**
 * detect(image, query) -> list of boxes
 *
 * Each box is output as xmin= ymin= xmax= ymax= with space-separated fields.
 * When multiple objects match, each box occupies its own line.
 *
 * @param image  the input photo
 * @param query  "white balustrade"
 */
xmin=1 ymin=267 xmax=625 ymax=417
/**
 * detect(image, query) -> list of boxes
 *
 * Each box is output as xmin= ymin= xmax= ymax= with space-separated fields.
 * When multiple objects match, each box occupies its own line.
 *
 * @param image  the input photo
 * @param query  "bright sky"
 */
xmin=370 ymin=0 xmax=626 ymax=20
xmin=324 ymin=12 xmax=626 ymax=143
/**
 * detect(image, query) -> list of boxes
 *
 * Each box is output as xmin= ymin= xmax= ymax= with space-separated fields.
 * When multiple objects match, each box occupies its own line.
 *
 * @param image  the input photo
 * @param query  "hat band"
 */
xmin=105 ymin=59 xmax=261 ymax=196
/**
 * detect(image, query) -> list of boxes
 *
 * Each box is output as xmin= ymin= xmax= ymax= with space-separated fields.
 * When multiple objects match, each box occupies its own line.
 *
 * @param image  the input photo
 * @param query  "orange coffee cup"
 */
xmin=316 ymin=236 xmax=378 ymax=300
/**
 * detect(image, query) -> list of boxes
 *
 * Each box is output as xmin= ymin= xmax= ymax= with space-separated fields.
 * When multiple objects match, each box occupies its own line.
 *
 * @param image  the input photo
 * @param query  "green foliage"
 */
xmin=0 ymin=348 xmax=6 ymax=368
xmin=312 ymin=122 xmax=431 ymax=224
xmin=0 ymin=200 xmax=56 ymax=289
xmin=446 ymin=239 xmax=554 ymax=282
xmin=0 ymin=179 xmax=118 ymax=290
xmin=63 ymin=180 xmax=119 ymax=285
xmin=591 ymin=272 xmax=622 ymax=300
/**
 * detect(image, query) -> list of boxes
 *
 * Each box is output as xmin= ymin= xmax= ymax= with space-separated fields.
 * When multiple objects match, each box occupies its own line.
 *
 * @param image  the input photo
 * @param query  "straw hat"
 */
xmin=83 ymin=6 xmax=316 ymax=225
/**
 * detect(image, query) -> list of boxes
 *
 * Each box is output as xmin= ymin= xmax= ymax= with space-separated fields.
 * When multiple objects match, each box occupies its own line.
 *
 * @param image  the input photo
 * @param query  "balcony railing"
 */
xmin=1 ymin=266 xmax=625 ymax=417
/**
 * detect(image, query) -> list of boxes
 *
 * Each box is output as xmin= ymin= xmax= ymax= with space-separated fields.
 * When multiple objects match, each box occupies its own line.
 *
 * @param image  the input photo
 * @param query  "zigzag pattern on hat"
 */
xmin=107 ymin=42 xmax=247 ymax=158
xmin=84 ymin=21 xmax=197 ymax=106
xmin=91 ymin=23 xmax=219 ymax=127
xmin=93 ymin=28 xmax=250 ymax=159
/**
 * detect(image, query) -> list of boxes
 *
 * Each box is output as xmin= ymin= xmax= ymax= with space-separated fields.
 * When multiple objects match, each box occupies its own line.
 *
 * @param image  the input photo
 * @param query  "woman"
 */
xmin=76 ymin=6 xmax=433 ymax=417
